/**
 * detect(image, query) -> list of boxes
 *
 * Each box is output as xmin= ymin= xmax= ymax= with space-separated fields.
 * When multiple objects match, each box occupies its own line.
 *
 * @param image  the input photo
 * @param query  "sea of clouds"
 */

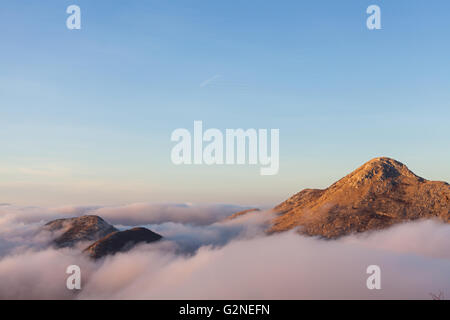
xmin=0 ymin=203 xmax=449 ymax=299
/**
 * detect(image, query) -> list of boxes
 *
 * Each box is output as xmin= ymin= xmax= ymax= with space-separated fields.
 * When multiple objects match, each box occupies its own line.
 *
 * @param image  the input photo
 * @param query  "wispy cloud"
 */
xmin=199 ymin=74 xmax=222 ymax=88
xmin=0 ymin=162 xmax=74 ymax=178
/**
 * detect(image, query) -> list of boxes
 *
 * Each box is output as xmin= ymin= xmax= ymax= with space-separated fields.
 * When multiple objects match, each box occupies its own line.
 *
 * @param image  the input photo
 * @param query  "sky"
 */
xmin=0 ymin=0 xmax=449 ymax=206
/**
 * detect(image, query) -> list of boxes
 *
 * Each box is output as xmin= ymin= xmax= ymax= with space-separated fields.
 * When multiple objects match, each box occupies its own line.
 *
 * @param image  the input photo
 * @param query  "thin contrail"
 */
xmin=200 ymin=74 xmax=221 ymax=88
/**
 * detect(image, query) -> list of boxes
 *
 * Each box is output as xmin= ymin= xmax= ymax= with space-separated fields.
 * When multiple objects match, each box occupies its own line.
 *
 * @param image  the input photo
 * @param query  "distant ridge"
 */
xmin=270 ymin=157 xmax=450 ymax=238
xmin=226 ymin=208 xmax=261 ymax=221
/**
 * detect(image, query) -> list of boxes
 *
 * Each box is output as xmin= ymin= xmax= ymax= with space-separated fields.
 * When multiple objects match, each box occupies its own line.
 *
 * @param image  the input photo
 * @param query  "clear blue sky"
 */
xmin=0 ymin=1 xmax=449 ymax=206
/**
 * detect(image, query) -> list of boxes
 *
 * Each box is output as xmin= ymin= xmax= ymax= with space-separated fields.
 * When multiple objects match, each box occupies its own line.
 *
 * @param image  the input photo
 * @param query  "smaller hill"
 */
xmin=43 ymin=215 xmax=117 ymax=248
xmin=84 ymin=227 xmax=163 ymax=259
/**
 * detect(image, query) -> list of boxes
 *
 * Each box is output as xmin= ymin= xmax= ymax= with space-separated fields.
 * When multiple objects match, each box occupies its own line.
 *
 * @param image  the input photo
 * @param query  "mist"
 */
xmin=0 ymin=203 xmax=449 ymax=299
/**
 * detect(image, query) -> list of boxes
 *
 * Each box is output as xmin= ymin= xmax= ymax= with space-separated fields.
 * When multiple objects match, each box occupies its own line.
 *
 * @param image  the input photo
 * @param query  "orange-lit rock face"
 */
xmin=270 ymin=157 xmax=450 ymax=238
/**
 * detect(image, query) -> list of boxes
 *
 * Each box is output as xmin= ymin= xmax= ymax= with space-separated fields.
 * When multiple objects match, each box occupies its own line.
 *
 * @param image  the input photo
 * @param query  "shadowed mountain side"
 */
xmin=270 ymin=157 xmax=450 ymax=238
xmin=84 ymin=227 xmax=163 ymax=260
xmin=43 ymin=215 xmax=118 ymax=248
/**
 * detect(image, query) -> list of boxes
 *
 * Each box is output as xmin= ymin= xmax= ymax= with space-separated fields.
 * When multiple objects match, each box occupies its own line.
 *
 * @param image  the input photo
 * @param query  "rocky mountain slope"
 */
xmin=84 ymin=227 xmax=163 ymax=259
xmin=270 ymin=157 xmax=450 ymax=238
xmin=43 ymin=215 xmax=117 ymax=248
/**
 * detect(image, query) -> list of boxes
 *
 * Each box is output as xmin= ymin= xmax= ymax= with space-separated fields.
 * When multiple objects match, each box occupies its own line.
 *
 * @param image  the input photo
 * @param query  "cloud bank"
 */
xmin=0 ymin=203 xmax=248 ymax=228
xmin=0 ymin=203 xmax=449 ymax=299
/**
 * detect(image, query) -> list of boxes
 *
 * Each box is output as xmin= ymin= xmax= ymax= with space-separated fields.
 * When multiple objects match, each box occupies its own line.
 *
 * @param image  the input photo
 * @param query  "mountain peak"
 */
xmin=271 ymin=157 xmax=449 ymax=238
xmin=359 ymin=157 xmax=412 ymax=175
xmin=333 ymin=157 xmax=422 ymax=189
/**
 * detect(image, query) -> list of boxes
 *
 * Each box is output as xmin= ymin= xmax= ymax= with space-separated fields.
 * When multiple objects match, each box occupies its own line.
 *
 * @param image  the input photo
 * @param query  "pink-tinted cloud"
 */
xmin=0 ymin=207 xmax=449 ymax=299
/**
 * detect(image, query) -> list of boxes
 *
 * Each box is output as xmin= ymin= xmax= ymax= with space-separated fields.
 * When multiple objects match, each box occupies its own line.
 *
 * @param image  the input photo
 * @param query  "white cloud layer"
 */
xmin=0 ymin=203 xmax=449 ymax=299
